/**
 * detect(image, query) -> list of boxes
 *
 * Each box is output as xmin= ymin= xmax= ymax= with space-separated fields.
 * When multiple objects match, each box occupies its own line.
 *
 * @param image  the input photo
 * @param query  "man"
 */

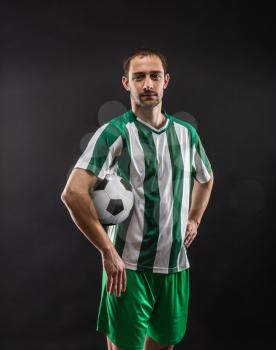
xmin=61 ymin=47 xmax=214 ymax=350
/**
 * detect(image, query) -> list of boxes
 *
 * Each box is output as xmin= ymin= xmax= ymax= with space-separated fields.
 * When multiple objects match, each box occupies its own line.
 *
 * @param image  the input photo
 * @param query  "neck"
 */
xmin=131 ymin=104 xmax=166 ymax=129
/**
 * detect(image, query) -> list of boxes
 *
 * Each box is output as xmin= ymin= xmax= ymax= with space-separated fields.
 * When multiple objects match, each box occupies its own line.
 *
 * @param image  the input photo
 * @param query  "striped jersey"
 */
xmin=74 ymin=109 xmax=213 ymax=274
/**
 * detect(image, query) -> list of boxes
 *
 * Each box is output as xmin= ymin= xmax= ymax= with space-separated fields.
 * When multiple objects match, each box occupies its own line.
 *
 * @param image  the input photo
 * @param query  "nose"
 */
xmin=143 ymin=75 xmax=154 ymax=91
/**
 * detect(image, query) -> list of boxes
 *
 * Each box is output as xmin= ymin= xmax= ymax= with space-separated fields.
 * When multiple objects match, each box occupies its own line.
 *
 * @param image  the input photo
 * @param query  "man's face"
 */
xmin=122 ymin=55 xmax=170 ymax=109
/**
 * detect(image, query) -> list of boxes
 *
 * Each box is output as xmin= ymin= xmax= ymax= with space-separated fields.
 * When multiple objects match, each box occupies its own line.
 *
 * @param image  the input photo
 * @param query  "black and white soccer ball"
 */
xmin=89 ymin=174 xmax=134 ymax=225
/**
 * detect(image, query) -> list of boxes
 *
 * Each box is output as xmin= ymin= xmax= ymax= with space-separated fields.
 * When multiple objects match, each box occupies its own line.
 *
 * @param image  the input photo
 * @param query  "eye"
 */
xmin=134 ymin=75 xmax=143 ymax=81
xmin=151 ymin=74 xmax=161 ymax=80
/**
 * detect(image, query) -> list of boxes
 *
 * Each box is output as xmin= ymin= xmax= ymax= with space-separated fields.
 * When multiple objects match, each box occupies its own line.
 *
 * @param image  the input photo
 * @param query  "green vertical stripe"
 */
xmin=167 ymin=124 xmax=184 ymax=269
xmin=114 ymin=123 xmax=133 ymax=257
xmin=195 ymin=135 xmax=212 ymax=175
xmin=87 ymin=122 xmax=122 ymax=176
xmin=136 ymin=123 xmax=160 ymax=272
xmin=114 ymin=206 xmax=134 ymax=257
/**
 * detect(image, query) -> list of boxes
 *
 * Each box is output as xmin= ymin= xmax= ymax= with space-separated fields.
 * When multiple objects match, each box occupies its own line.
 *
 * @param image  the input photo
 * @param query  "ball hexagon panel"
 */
xmin=113 ymin=198 xmax=135 ymax=224
xmin=106 ymin=199 xmax=124 ymax=216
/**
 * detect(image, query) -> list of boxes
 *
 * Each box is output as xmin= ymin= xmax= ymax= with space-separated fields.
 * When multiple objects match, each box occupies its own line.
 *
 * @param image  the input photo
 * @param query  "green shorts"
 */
xmin=96 ymin=267 xmax=190 ymax=350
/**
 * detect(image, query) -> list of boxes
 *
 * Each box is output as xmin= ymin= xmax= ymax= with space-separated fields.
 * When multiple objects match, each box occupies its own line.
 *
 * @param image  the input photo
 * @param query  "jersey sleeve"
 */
xmin=191 ymin=128 xmax=213 ymax=183
xmin=74 ymin=122 xmax=124 ymax=180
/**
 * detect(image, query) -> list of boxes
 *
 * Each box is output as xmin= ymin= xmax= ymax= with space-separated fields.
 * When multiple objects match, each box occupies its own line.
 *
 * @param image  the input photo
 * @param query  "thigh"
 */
xmin=97 ymin=268 xmax=155 ymax=350
xmin=146 ymin=268 xmax=190 ymax=346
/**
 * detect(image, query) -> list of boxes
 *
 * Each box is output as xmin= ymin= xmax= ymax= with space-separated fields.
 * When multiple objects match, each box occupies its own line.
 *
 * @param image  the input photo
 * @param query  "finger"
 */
xmin=184 ymin=233 xmax=193 ymax=246
xmin=184 ymin=232 xmax=191 ymax=242
xmin=185 ymin=233 xmax=195 ymax=247
xmin=110 ymin=274 xmax=117 ymax=295
xmin=116 ymin=271 xmax=122 ymax=297
xmin=185 ymin=238 xmax=191 ymax=248
xmin=106 ymin=275 xmax=113 ymax=293
xmin=122 ymin=269 xmax=127 ymax=292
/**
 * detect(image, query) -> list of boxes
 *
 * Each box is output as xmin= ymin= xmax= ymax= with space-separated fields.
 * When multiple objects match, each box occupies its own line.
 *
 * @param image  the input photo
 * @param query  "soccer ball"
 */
xmin=89 ymin=174 xmax=134 ymax=225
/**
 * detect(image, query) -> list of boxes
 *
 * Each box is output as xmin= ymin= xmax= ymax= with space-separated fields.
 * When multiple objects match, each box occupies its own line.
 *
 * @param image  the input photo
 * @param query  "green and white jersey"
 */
xmin=74 ymin=109 xmax=213 ymax=274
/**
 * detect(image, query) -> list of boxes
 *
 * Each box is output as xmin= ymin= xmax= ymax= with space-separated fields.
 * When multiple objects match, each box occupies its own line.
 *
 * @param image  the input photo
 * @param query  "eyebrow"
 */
xmin=132 ymin=70 xmax=163 ymax=76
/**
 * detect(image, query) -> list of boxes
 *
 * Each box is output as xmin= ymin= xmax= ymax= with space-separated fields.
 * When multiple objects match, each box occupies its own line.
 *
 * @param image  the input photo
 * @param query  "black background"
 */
xmin=1 ymin=1 xmax=275 ymax=349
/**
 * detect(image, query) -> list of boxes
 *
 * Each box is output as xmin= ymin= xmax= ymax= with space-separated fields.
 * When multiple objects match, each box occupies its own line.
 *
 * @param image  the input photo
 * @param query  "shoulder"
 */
xmin=99 ymin=111 xmax=133 ymax=141
xmin=106 ymin=111 xmax=135 ymax=134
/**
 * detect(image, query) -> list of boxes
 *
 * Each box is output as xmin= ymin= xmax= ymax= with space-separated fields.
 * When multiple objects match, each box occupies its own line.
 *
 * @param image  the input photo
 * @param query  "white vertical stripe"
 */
xmin=151 ymin=132 xmax=173 ymax=273
xmin=108 ymin=225 xmax=116 ymax=244
xmin=173 ymin=122 xmax=191 ymax=269
xmin=107 ymin=225 xmax=115 ymax=244
xmin=121 ymin=122 xmax=146 ymax=269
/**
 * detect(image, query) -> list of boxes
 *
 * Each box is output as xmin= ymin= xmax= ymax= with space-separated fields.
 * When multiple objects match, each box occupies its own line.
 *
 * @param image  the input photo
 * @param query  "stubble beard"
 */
xmin=131 ymin=92 xmax=162 ymax=109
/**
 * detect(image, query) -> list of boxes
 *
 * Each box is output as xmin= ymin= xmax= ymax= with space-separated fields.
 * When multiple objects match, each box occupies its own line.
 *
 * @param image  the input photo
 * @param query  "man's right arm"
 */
xmin=60 ymin=168 xmax=126 ymax=297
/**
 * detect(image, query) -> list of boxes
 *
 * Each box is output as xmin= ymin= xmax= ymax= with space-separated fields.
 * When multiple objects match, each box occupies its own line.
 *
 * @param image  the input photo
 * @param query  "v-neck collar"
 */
xmin=129 ymin=109 xmax=171 ymax=134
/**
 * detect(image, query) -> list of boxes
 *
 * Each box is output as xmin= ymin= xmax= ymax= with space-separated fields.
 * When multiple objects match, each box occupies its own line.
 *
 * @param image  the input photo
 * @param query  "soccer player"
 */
xmin=61 ymin=47 xmax=214 ymax=350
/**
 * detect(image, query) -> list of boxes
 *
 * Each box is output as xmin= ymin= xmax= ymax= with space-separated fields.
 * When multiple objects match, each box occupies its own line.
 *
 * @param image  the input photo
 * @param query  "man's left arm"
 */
xmin=184 ymin=173 xmax=214 ymax=248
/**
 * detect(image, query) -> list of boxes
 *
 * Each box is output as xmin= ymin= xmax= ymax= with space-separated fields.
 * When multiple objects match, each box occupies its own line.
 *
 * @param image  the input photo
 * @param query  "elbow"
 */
xmin=60 ymin=190 xmax=69 ymax=206
xmin=60 ymin=190 xmax=67 ymax=204
xmin=60 ymin=188 xmax=75 ymax=206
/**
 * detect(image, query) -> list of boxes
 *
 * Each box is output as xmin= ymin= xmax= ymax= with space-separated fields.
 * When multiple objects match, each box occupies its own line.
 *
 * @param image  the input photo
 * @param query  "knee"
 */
xmin=144 ymin=336 xmax=174 ymax=350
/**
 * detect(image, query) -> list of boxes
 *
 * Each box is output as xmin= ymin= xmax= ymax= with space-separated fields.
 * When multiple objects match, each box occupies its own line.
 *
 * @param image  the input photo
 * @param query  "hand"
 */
xmin=101 ymin=247 xmax=127 ymax=298
xmin=184 ymin=219 xmax=199 ymax=248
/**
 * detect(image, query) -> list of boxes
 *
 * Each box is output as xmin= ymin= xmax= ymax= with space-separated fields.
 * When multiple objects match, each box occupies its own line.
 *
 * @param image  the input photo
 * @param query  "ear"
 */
xmin=163 ymin=73 xmax=170 ymax=90
xmin=122 ymin=75 xmax=130 ymax=91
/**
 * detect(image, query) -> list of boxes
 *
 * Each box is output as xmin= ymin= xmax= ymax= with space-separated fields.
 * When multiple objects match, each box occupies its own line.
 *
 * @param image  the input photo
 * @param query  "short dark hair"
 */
xmin=122 ymin=47 xmax=168 ymax=77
